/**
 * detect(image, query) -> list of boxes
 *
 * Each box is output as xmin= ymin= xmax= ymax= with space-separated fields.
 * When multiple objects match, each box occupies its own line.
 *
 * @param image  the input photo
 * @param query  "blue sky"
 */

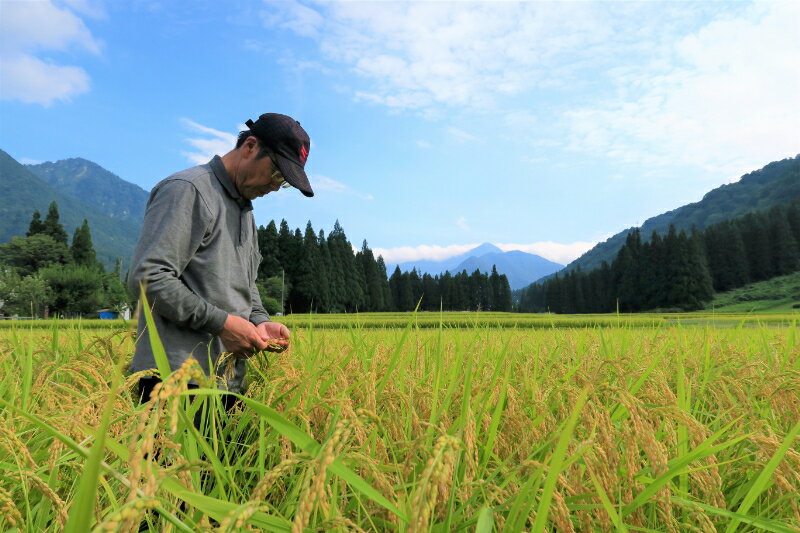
xmin=1 ymin=0 xmax=798 ymax=266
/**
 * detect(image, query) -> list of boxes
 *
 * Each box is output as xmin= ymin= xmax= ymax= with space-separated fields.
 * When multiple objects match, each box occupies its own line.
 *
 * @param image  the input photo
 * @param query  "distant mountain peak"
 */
xmin=468 ymin=242 xmax=503 ymax=256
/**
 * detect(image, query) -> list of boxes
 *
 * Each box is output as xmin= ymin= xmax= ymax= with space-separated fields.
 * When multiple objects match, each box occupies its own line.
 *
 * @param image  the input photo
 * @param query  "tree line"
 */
xmin=0 ymin=202 xmax=128 ymax=317
xmin=518 ymin=201 xmax=800 ymax=313
xmin=254 ymin=220 xmax=513 ymax=313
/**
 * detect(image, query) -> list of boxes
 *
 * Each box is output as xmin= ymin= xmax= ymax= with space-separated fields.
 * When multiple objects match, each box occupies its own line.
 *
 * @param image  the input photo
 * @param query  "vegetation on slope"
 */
xmin=707 ymin=271 xmax=800 ymax=312
xmin=0 ymin=149 xmax=141 ymax=270
xmin=564 ymin=154 xmax=800 ymax=274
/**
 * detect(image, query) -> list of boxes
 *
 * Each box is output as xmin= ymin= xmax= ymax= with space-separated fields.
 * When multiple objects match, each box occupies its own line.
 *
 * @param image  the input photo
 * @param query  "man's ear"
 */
xmin=242 ymin=136 xmax=259 ymax=158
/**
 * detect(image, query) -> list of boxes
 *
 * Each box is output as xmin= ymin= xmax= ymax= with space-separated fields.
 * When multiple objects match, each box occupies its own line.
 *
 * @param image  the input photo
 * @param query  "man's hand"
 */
xmin=219 ymin=315 xmax=270 ymax=357
xmin=255 ymin=321 xmax=290 ymax=353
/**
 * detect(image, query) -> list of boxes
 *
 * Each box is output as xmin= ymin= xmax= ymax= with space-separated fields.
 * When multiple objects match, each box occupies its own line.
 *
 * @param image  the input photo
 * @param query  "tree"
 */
xmin=376 ymin=256 xmax=392 ymax=312
xmin=359 ymin=240 xmax=385 ymax=311
xmin=769 ymin=208 xmax=799 ymax=275
xmin=42 ymin=201 xmax=68 ymax=245
xmin=40 ymin=264 xmax=105 ymax=316
xmin=26 ymin=210 xmax=45 ymax=237
xmin=0 ymin=235 xmax=70 ymax=277
xmin=257 ymin=221 xmax=281 ymax=279
xmin=0 ymin=271 xmax=52 ymax=317
xmin=71 ymin=219 xmax=99 ymax=268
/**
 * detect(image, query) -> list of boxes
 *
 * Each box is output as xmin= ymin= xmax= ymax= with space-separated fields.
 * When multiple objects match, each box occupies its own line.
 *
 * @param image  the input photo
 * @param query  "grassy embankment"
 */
xmin=706 ymin=271 xmax=800 ymax=313
xmin=1 ymin=311 xmax=799 ymax=531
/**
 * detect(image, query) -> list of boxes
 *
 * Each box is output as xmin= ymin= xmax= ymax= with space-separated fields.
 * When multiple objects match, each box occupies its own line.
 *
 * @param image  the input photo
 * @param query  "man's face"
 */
xmin=236 ymin=139 xmax=286 ymax=200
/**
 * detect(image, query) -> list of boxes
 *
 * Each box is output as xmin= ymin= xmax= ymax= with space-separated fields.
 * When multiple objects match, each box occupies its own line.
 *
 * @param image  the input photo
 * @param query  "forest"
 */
xmin=518 ymin=201 xmax=800 ymax=313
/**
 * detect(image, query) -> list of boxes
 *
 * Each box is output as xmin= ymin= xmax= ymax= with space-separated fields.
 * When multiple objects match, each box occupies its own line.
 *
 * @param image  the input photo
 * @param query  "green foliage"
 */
xmin=26 ymin=210 xmax=45 ymax=237
xmin=256 ymin=277 xmax=284 ymax=315
xmin=708 ymin=271 xmax=800 ymax=312
xmin=0 ymin=270 xmax=52 ymax=317
xmin=521 ymin=201 xmax=800 ymax=313
xmin=0 ymin=149 xmax=142 ymax=270
xmin=43 ymin=201 xmax=69 ymax=244
xmin=39 ymin=264 xmax=106 ymax=316
xmin=568 ymin=155 xmax=800 ymax=273
xmin=70 ymin=219 xmax=98 ymax=267
xmin=25 ymin=157 xmax=148 ymax=223
xmin=0 ymin=234 xmax=70 ymax=277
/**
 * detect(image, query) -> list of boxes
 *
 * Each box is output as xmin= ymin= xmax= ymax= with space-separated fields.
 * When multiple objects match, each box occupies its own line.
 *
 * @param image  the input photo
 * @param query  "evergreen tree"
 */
xmin=70 ymin=219 xmax=99 ymax=268
xmin=496 ymin=272 xmax=513 ymax=311
xmin=257 ymin=221 xmax=281 ymax=279
xmin=326 ymin=221 xmax=348 ymax=311
xmin=376 ymin=256 xmax=392 ymax=311
xmin=42 ymin=201 xmax=68 ymax=245
xmin=389 ymin=266 xmax=403 ymax=311
xmin=26 ymin=210 xmax=46 ymax=237
xmin=768 ymin=208 xmax=800 ymax=275
xmin=740 ymin=212 xmax=772 ymax=281
xmin=292 ymin=222 xmax=327 ymax=313
xmin=359 ymin=240 xmax=385 ymax=311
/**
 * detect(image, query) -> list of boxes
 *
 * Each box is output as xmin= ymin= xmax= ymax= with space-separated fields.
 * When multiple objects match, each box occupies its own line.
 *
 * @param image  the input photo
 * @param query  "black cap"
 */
xmin=245 ymin=113 xmax=313 ymax=197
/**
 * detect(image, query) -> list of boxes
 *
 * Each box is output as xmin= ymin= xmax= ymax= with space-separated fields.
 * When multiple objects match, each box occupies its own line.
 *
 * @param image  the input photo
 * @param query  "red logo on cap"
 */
xmin=299 ymin=145 xmax=309 ymax=164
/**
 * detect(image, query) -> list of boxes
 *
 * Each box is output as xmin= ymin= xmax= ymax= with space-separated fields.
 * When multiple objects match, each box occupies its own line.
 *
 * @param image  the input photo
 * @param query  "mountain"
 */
xmin=26 ymin=158 xmax=149 ymax=222
xmin=455 ymin=250 xmax=563 ymax=290
xmin=561 ymin=155 xmax=800 ymax=276
xmin=0 ymin=149 xmax=143 ymax=270
xmin=391 ymin=242 xmax=563 ymax=290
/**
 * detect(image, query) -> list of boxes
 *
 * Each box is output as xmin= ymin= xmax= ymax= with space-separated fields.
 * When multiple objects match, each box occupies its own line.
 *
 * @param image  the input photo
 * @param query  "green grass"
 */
xmin=707 ymin=271 xmax=800 ymax=313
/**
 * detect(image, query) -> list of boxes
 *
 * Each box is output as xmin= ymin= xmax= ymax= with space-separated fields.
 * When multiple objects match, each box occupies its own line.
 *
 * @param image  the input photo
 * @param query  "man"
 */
xmin=128 ymin=113 xmax=313 ymax=405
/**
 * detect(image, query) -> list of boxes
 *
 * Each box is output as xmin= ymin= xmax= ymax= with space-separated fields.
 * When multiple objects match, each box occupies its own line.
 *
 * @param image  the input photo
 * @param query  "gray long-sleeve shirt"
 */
xmin=128 ymin=156 xmax=269 ymax=392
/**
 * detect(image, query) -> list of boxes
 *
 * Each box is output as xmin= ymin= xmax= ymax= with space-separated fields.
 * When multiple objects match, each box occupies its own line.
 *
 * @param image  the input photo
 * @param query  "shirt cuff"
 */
xmin=204 ymin=307 xmax=229 ymax=335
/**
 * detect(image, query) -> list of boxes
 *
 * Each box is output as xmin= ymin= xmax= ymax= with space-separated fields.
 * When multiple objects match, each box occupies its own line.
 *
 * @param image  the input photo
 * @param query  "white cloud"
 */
xmin=416 ymin=140 xmax=432 ymax=149
xmin=374 ymin=244 xmax=479 ymax=264
xmin=180 ymin=118 xmax=238 ymax=164
xmin=261 ymin=1 xmax=628 ymax=112
xmin=447 ymin=126 xmax=481 ymax=144
xmin=374 ymin=240 xmax=596 ymax=265
xmin=0 ymin=0 xmax=99 ymax=105
xmin=260 ymin=0 xmax=323 ymax=38
xmin=564 ymin=2 xmax=800 ymax=180
xmin=19 ymin=157 xmax=43 ymax=165
xmin=456 ymin=216 xmax=470 ymax=231
xmin=263 ymin=1 xmax=798 ymax=179
xmin=313 ymin=175 xmax=373 ymax=200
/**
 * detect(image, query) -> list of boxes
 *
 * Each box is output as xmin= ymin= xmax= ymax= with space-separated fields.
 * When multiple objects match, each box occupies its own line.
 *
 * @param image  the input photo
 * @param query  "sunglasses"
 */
xmin=266 ymin=151 xmax=292 ymax=189
xmin=271 ymin=167 xmax=292 ymax=189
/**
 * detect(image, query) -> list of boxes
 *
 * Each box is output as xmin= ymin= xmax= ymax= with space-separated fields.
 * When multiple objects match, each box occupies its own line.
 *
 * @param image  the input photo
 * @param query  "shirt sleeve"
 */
xmin=249 ymin=282 xmax=270 ymax=326
xmin=249 ymin=241 xmax=270 ymax=325
xmin=127 ymin=179 xmax=229 ymax=334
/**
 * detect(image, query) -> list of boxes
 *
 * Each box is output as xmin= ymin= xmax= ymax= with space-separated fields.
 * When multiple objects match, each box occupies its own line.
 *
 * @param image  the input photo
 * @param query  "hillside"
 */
xmin=26 ymin=158 xmax=148 ymax=222
xmin=0 ymin=149 xmax=142 ymax=269
xmin=706 ymin=271 xmax=800 ymax=313
xmin=562 ymin=155 xmax=800 ymax=275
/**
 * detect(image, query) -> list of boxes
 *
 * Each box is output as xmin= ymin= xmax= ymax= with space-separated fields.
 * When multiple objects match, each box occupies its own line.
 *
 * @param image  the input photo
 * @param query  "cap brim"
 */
xmin=274 ymin=155 xmax=314 ymax=197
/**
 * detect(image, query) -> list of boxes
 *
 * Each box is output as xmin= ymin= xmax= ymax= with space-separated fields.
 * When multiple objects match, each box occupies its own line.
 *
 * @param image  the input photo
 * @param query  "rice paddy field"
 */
xmin=1 ymin=312 xmax=798 ymax=532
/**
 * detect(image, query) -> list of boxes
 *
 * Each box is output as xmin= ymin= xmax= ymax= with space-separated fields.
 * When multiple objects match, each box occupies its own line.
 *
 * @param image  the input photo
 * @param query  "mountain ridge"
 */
xmin=556 ymin=155 xmax=800 ymax=278
xmin=0 ymin=149 xmax=143 ymax=270
xmin=26 ymin=157 xmax=149 ymax=222
xmin=390 ymin=243 xmax=563 ymax=290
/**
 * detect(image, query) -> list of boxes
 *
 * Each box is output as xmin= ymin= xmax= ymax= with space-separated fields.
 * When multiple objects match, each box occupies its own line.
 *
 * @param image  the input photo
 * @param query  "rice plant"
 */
xmin=0 ymin=314 xmax=798 ymax=531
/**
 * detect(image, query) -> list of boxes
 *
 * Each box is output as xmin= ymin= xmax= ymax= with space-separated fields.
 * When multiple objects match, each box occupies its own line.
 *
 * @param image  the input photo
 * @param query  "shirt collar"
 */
xmin=209 ymin=155 xmax=253 ymax=211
